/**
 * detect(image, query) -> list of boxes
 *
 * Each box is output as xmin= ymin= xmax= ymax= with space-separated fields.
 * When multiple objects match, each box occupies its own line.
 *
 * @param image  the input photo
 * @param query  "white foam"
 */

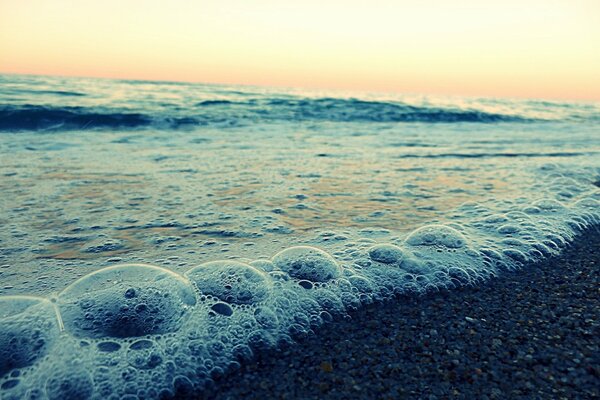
xmin=0 ymin=166 xmax=599 ymax=399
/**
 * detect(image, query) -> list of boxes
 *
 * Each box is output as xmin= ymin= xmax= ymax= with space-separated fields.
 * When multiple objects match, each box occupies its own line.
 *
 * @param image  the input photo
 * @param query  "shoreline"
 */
xmin=204 ymin=228 xmax=600 ymax=399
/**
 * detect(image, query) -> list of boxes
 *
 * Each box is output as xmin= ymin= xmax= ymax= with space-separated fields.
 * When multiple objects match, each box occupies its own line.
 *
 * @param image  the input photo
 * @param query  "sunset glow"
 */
xmin=1 ymin=0 xmax=599 ymax=100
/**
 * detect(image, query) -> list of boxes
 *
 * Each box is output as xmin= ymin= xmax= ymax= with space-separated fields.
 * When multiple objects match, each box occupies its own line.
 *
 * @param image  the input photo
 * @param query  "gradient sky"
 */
xmin=1 ymin=0 xmax=599 ymax=100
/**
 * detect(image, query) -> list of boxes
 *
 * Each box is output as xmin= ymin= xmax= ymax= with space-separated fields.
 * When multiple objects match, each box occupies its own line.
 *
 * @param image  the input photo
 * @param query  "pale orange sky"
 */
xmin=1 ymin=0 xmax=599 ymax=100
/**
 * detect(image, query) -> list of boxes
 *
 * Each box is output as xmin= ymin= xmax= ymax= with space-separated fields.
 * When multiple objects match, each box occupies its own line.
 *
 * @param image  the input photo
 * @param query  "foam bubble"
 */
xmin=397 ymin=255 xmax=429 ymax=275
xmin=405 ymin=224 xmax=467 ymax=248
xmin=272 ymin=246 xmax=341 ymax=282
xmin=97 ymin=341 xmax=121 ymax=352
xmin=57 ymin=264 xmax=196 ymax=338
xmin=497 ymin=224 xmax=520 ymax=234
xmin=0 ymin=296 xmax=60 ymax=378
xmin=211 ymin=302 xmax=234 ymax=316
xmin=186 ymin=261 xmax=271 ymax=305
xmin=368 ymin=244 xmax=405 ymax=265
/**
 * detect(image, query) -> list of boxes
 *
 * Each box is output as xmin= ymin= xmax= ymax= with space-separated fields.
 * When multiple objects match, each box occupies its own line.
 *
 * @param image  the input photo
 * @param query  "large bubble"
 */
xmin=272 ymin=246 xmax=341 ymax=282
xmin=405 ymin=224 xmax=467 ymax=248
xmin=186 ymin=261 xmax=272 ymax=305
xmin=368 ymin=244 xmax=405 ymax=265
xmin=0 ymin=296 xmax=60 ymax=378
xmin=57 ymin=264 xmax=196 ymax=338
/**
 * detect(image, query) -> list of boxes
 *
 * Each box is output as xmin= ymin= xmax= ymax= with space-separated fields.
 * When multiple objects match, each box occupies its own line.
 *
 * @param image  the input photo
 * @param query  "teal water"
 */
xmin=0 ymin=74 xmax=599 ymax=399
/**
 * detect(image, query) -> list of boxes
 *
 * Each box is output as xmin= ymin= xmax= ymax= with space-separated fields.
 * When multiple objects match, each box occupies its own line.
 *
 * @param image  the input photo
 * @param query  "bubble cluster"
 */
xmin=126 ymin=339 xmax=163 ymax=370
xmin=1 ymin=166 xmax=599 ymax=399
xmin=45 ymin=367 xmax=94 ymax=400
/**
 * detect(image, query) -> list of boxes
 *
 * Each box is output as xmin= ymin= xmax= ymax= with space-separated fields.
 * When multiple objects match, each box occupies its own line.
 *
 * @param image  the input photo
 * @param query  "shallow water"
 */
xmin=0 ymin=74 xmax=599 ymax=399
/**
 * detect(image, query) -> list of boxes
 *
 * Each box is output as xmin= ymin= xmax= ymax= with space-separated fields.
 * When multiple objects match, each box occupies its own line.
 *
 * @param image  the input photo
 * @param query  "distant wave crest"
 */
xmin=262 ymin=97 xmax=531 ymax=123
xmin=0 ymin=105 xmax=151 ymax=131
xmin=0 ymin=98 xmax=535 ymax=132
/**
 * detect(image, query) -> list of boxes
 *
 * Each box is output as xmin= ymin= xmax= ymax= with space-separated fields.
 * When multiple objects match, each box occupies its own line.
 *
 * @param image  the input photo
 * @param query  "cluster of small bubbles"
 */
xmin=45 ymin=365 xmax=94 ymax=400
xmin=1 ymin=167 xmax=599 ymax=399
xmin=126 ymin=339 xmax=163 ymax=370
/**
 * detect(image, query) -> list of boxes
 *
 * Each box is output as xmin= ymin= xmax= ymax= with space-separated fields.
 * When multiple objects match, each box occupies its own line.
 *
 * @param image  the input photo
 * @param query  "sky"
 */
xmin=1 ymin=0 xmax=599 ymax=100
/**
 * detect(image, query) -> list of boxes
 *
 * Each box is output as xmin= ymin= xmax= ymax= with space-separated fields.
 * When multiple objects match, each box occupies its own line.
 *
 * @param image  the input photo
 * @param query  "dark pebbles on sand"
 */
xmin=204 ymin=230 xmax=600 ymax=400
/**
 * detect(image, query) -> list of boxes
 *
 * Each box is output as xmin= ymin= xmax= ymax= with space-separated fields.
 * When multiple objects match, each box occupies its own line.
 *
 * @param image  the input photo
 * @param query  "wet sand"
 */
xmin=204 ymin=229 xmax=600 ymax=399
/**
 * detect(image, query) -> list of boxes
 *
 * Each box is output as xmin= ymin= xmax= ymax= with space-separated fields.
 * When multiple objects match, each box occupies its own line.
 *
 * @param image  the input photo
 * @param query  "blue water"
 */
xmin=2 ymin=74 xmax=599 ymax=132
xmin=0 ymin=74 xmax=599 ymax=399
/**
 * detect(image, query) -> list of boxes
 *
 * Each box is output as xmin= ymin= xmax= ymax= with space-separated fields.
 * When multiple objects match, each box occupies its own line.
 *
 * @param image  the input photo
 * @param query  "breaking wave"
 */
xmin=0 ymin=97 xmax=536 ymax=132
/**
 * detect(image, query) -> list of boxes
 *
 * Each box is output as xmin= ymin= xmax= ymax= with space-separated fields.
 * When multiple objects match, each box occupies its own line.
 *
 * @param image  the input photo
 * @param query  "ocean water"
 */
xmin=0 ymin=74 xmax=599 ymax=399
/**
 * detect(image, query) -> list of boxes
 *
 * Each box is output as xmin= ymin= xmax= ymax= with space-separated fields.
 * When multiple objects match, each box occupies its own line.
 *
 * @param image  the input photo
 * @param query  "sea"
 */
xmin=0 ymin=74 xmax=599 ymax=399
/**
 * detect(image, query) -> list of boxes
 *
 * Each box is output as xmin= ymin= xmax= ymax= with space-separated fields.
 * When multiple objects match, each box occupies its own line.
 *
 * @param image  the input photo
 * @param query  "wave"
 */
xmin=263 ymin=97 xmax=532 ymax=123
xmin=3 ymin=88 xmax=86 ymax=97
xmin=0 ymin=98 xmax=538 ymax=131
xmin=196 ymin=99 xmax=238 ymax=106
xmin=0 ymin=105 xmax=151 ymax=131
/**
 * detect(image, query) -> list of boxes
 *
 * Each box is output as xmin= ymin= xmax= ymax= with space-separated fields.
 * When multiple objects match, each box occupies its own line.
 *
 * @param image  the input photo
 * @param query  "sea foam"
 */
xmin=0 ymin=168 xmax=598 ymax=399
